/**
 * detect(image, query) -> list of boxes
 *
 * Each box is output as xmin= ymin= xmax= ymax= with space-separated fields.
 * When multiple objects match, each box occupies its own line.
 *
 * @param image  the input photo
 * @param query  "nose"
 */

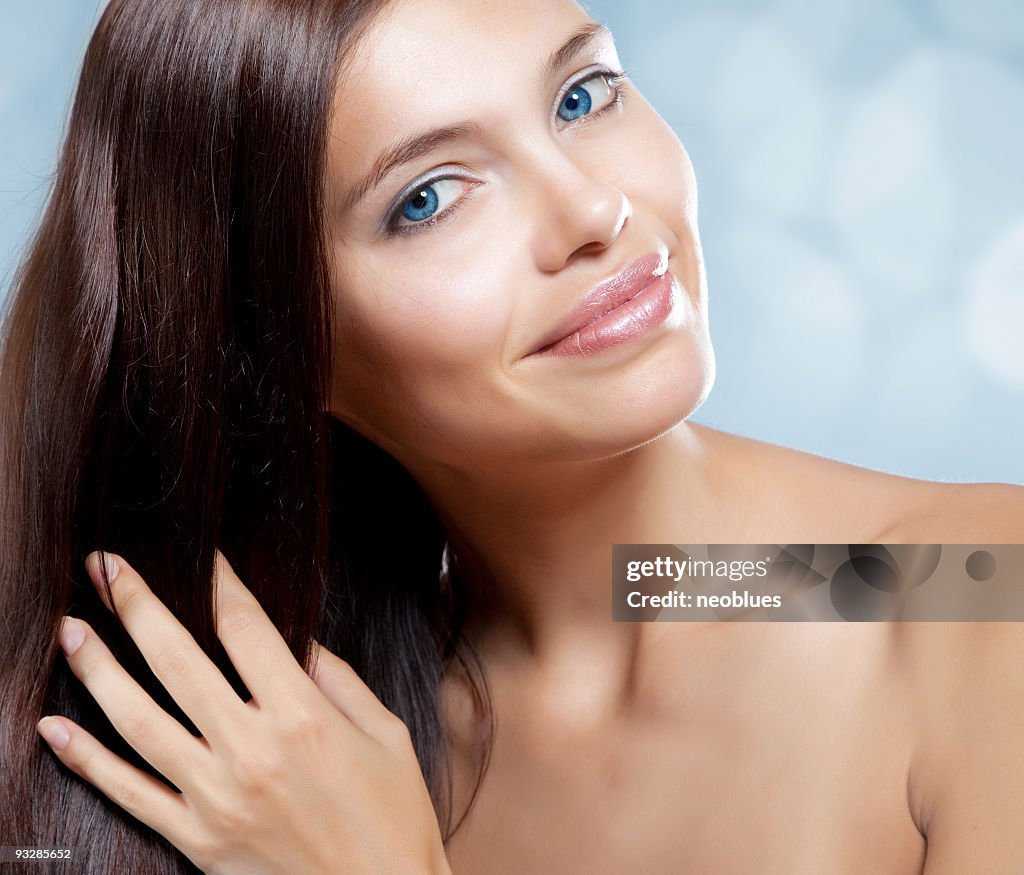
xmin=528 ymin=152 xmax=632 ymax=272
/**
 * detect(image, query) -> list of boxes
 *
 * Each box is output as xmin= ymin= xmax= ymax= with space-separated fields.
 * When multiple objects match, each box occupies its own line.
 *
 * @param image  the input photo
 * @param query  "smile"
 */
xmin=528 ymin=263 xmax=677 ymax=359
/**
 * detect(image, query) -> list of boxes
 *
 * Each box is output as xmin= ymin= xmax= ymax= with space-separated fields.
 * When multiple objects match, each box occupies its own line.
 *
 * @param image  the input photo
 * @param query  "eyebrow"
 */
xmin=340 ymin=21 xmax=613 ymax=212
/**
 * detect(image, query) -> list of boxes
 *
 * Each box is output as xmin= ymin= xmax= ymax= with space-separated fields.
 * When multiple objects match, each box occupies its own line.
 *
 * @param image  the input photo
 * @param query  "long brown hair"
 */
xmin=0 ymin=1 xmax=492 ymax=870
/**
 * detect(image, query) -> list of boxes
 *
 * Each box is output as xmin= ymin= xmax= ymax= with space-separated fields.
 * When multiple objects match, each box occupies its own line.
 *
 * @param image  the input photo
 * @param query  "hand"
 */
xmin=36 ymin=550 xmax=452 ymax=875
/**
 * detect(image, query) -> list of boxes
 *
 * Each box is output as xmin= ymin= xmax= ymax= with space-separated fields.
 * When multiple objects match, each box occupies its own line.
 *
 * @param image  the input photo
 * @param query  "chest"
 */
xmin=441 ymin=625 xmax=927 ymax=874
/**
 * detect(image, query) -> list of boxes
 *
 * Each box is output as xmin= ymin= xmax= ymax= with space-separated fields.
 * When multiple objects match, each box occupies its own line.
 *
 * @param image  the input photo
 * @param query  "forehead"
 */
xmin=325 ymin=0 xmax=599 ymax=196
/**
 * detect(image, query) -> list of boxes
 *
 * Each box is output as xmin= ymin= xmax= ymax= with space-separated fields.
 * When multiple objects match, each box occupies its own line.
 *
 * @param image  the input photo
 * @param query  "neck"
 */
xmin=402 ymin=422 xmax=761 ymax=717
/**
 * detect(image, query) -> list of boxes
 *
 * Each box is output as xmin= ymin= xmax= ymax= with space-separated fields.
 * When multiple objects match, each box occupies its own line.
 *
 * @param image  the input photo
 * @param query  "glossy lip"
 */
xmin=525 ymin=251 xmax=669 ymax=357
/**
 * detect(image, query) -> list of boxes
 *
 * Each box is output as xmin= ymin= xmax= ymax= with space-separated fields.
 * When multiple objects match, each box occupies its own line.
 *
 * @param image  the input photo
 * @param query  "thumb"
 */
xmin=310 ymin=641 xmax=397 ymax=736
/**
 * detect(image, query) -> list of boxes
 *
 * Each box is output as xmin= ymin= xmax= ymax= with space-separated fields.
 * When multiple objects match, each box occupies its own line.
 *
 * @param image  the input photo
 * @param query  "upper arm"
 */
xmin=913 ymin=623 xmax=1024 ymax=873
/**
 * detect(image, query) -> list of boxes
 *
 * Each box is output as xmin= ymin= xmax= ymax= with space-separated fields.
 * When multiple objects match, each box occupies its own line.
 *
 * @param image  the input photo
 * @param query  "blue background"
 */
xmin=2 ymin=0 xmax=1022 ymax=484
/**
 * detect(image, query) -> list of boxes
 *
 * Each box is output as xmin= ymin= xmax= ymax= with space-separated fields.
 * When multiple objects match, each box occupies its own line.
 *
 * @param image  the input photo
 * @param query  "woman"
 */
xmin=2 ymin=0 xmax=1022 ymax=872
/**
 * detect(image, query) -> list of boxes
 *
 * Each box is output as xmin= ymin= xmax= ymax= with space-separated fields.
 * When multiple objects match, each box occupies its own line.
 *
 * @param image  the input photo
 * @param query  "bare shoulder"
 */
xmin=901 ymin=620 xmax=1024 ymax=871
xmin=696 ymin=425 xmax=1024 ymax=541
xmin=880 ymin=480 xmax=1024 ymax=542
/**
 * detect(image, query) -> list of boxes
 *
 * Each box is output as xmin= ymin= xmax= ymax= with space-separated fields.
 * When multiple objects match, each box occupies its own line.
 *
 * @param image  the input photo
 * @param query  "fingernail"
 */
xmin=86 ymin=551 xmax=119 ymax=586
xmin=59 ymin=617 xmax=86 ymax=657
xmin=37 ymin=718 xmax=70 ymax=752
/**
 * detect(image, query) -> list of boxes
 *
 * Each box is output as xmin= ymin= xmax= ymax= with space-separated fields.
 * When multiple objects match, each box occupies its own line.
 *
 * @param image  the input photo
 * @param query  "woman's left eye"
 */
xmin=556 ymin=72 xmax=620 ymax=123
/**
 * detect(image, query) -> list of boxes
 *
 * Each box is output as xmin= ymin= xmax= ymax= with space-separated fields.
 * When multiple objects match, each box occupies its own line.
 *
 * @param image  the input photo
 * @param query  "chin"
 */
xmin=531 ymin=335 xmax=717 ymax=462
xmin=603 ymin=373 xmax=713 ymax=458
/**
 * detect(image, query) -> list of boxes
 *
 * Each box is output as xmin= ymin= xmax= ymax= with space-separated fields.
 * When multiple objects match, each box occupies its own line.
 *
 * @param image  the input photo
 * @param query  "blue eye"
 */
xmin=557 ymin=73 xmax=618 ymax=122
xmin=401 ymin=186 xmax=439 ymax=222
xmin=382 ymin=69 xmax=625 ymax=238
xmin=391 ymin=177 xmax=467 ymax=231
xmin=559 ymin=86 xmax=592 ymax=121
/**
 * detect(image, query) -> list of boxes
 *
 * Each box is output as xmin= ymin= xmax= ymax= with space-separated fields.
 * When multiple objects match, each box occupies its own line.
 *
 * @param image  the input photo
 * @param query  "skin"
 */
xmin=37 ymin=0 xmax=1024 ymax=871
xmin=40 ymin=552 xmax=451 ymax=875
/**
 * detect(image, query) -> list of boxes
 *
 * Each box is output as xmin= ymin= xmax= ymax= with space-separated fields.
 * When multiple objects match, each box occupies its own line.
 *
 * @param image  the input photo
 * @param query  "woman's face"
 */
xmin=323 ymin=0 xmax=714 ymax=472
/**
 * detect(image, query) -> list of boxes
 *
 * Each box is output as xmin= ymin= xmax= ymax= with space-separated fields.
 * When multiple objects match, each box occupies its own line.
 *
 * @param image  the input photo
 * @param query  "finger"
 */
xmin=36 ymin=715 xmax=194 ymax=850
xmin=58 ymin=616 xmax=211 ymax=793
xmin=85 ymin=550 xmax=248 ymax=745
xmin=211 ymin=555 xmax=395 ymax=738
xmin=310 ymin=641 xmax=402 ymax=737
xmin=209 ymin=550 xmax=318 ymax=705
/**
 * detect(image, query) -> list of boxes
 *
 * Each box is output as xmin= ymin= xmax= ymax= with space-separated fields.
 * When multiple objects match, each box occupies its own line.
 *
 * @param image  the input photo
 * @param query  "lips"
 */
xmin=526 ymin=251 xmax=669 ymax=357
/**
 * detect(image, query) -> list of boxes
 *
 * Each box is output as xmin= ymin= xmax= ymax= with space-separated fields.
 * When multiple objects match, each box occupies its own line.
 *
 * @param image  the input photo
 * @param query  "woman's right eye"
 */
xmin=388 ymin=177 xmax=470 ymax=233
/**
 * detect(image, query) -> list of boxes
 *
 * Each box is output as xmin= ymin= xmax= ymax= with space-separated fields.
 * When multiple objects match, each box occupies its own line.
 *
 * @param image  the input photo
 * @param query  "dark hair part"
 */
xmin=0 ymin=1 xmax=493 ymax=870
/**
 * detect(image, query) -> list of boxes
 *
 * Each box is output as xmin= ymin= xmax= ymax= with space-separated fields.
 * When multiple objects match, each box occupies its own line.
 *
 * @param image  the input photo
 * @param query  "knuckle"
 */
xmin=150 ymin=643 xmax=191 ymax=683
xmin=67 ymin=738 xmax=96 ymax=774
xmin=110 ymin=780 xmax=141 ymax=817
xmin=116 ymin=712 xmax=151 ymax=747
xmin=278 ymin=704 xmax=328 ymax=743
xmin=231 ymin=748 xmax=282 ymax=788
xmin=111 ymin=576 xmax=146 ymax=615
xmin=218 ymin=602 xmax=258 ymax=638
xmin=70 ymin=632 xmax=101 ymax=678
xmin=206 ymin=800 xmax=252 ymax=836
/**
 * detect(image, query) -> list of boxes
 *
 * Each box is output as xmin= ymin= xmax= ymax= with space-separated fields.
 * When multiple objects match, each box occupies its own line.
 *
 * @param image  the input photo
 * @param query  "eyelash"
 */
xmin=383 ymin=65 xmax=630 ymax=239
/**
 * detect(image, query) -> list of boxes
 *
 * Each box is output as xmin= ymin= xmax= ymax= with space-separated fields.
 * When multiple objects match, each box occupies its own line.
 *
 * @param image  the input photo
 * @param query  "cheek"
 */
xmin=623 ymin=98 xmax=707 ymax=312
xmin=367 ymin=263 xmax=512 ymax=366
xmin=618 ymin=94 xmax=699 ymax=238
xmin=328 ymin=257 xmax=515 ymax=435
